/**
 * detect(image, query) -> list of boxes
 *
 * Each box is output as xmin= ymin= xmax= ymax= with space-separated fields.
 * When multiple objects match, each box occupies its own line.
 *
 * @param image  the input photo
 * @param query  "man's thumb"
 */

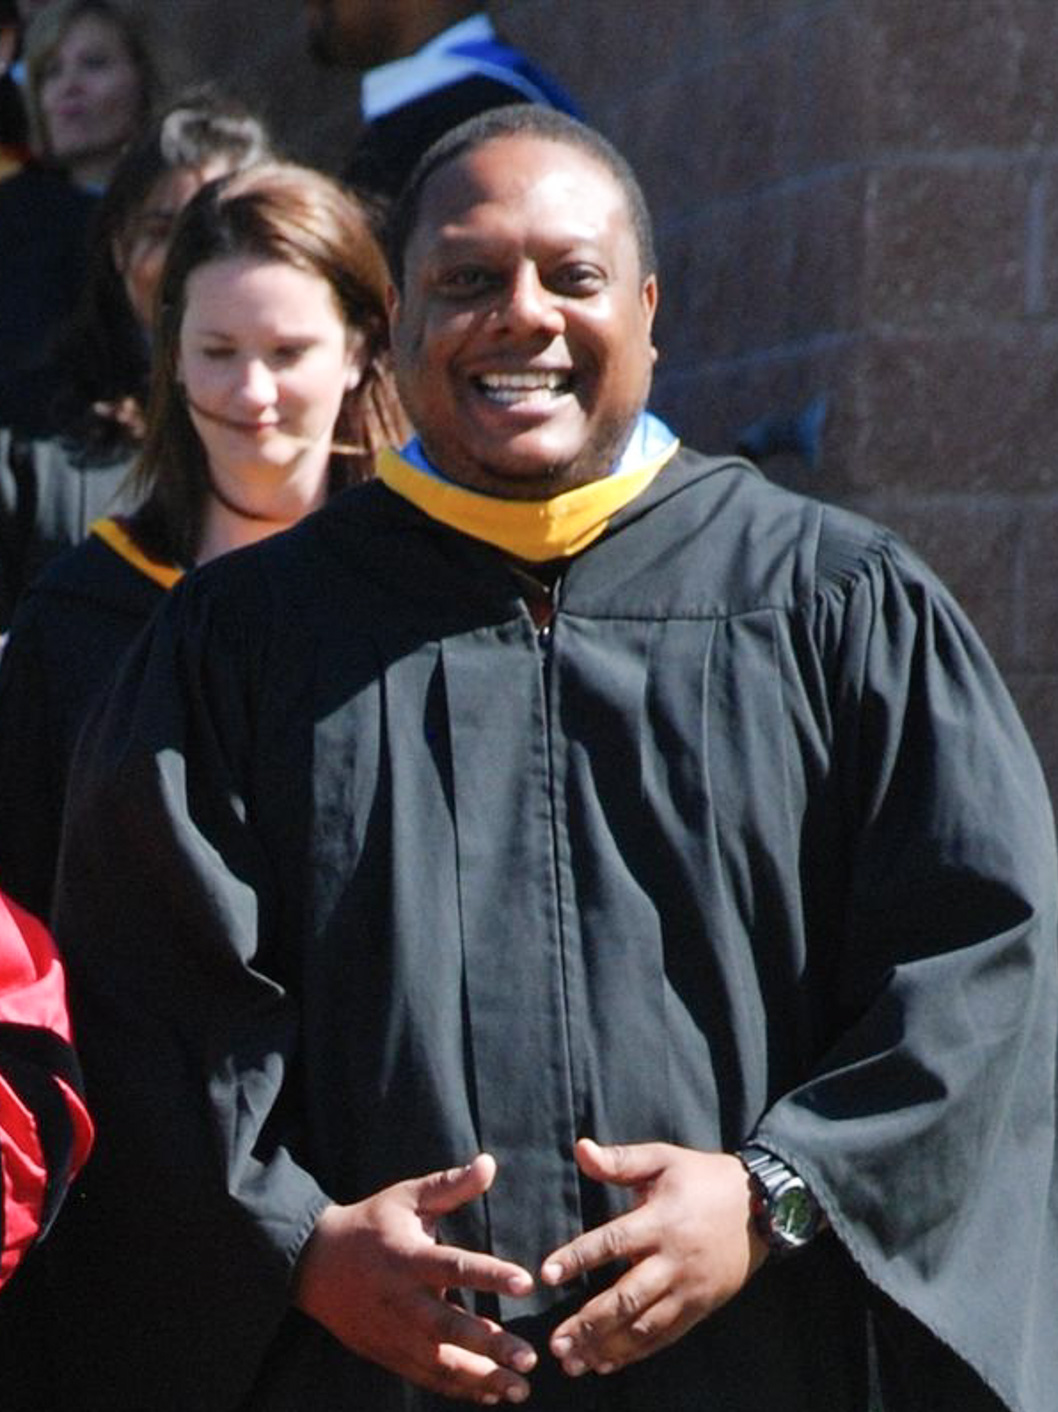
xmin=574 ymin=1136 xmax=662 ymax=1186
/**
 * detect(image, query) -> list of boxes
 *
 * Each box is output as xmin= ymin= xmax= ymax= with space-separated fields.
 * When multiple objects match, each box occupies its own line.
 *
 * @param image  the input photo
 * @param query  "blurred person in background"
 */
xmin=304 ymin=0 xmax=579 ymax=207
xmin=0 ymin=0 xmax=159 ymax=382
xmin=0 ymin=90 xmax=272 ymax=621
xmin=0 ymin=1 xmax=55 ymax=178
xmin=0 ymin=0 xmax=30 ymax=178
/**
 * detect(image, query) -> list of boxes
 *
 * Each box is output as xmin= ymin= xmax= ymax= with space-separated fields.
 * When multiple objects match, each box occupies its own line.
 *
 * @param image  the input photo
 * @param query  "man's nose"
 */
xmin=498 ymin=266 xmax=564 ymax=337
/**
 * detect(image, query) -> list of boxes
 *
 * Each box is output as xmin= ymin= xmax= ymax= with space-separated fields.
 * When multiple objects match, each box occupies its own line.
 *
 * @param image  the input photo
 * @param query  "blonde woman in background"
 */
xmin=0 ymin=0 xmax=159 ymax=378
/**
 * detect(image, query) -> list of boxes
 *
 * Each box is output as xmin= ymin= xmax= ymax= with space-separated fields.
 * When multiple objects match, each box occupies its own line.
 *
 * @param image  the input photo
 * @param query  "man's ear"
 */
xmin=641 ymin=273 xmax=659 ymax=330
xmin=642 ymin=274 xmax=659 ymax=364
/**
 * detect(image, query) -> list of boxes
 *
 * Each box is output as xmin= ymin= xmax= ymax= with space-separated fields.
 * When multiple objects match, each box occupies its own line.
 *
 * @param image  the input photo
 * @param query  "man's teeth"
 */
xmin=477 ymin=371 xmax=571 ymax=404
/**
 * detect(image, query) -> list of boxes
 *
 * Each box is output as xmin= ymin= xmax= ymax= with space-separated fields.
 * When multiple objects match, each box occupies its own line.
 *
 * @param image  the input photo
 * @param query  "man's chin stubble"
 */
xmin=429 ymin=416 xmax=643 ymax=501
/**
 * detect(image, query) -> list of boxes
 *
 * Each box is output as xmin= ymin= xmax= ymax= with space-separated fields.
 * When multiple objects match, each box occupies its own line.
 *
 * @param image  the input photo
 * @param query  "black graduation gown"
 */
xmin=47 ymin=449 xmax=1058 ymax=1411
xmin=0 ymin=167 xmax=98 ymax=379
xmin=0 ymin=525 xmax=168 ymax=1412
xmin=0 ymin=530 xmax=167 ymax=920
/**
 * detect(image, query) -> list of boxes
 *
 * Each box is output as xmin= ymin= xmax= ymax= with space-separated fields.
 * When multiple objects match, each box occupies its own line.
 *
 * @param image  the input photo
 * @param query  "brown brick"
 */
xmin=1016 ymin=501 xmax=1058 ymax=668
xmin=655 ymin=170 xmax=867 ymax=362
xmin=1029 ymin=162 xmax=1058 ymax=317
xmin=865 ymin=0 xmax=1058 ymax=151
xmin=622 ymin=15 xmax=869 ymax=211
xmin=620 ymin=53 xmax=775 ymax=215
xmin=773 ymin=10 xmax=873 ymax=175
xmin=674 ymin=0 xmax=812 ymax=48
xmin=651 ymin=341 xmax=852 ymax=493
xmin=496 ymin=0 xmax=618 ymax=119
xmin=605 ymin=75 xmax=722 ymax=219
xmin=863 ymin=164 xmax=1032 ymax=325
xmin=846 ymin=331 xmax=1058 ymax=494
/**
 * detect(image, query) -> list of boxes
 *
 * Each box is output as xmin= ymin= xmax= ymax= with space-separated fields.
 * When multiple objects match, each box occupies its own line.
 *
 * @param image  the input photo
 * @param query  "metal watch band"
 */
xmin=736 ymin=1144 xmax=823 ymax=1256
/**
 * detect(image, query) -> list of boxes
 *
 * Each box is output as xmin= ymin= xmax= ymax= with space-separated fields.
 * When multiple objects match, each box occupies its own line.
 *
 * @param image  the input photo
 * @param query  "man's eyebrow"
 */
xmin=429 ymin=227 xmax=606 ymax=254
xmin=431 ymin=225 xmax=501 ymax=246
xmin=425 ymin=233 xmax=510 ymax=261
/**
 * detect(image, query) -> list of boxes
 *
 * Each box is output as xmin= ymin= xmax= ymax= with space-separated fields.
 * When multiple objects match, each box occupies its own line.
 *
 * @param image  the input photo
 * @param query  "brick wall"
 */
xmin=139 ymin=0 xmax=1058 ymax=798
xmin=505 ymin=0 xmax=1058 ymax=799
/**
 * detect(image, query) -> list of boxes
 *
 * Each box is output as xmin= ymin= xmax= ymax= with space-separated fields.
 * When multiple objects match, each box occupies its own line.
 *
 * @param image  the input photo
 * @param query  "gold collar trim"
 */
xmin=375 ymin=438 xmax=679 ymax=562
xmin=90 ymin=518 xmax=184 ymax=590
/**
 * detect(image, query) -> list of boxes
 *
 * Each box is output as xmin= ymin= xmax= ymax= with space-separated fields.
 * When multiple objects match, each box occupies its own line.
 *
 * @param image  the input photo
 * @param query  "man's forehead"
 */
xmin=412 ymin=135 xmax=630 ymax=245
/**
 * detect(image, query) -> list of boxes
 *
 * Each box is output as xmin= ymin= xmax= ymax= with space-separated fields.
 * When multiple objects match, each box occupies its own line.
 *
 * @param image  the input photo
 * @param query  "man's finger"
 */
xmin=417 ymin=1240 xmax=534 ymax=1297
xmin=431 ymin=1299 xmax=538 ymax=1377
xmin=573 ymin=1136 xmax=666 ymax=1187
xmin=425 ymin=1342 xmax=533 ymax=1405
xmin=540 ymin=1207 xmax=650 ymax=1286
xmin=548 ymin=1256 xmax=669 ymax=1370
xmin=354 ymin=1290 xmax=534 ymax=1403
xmin=548 ymin=1253 xmax=663 ymax=1361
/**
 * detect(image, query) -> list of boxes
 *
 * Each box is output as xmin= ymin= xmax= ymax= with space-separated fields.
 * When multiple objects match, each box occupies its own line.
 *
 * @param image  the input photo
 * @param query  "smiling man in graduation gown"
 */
xmin=45 ymin=107 xmax=1058 ymax=1412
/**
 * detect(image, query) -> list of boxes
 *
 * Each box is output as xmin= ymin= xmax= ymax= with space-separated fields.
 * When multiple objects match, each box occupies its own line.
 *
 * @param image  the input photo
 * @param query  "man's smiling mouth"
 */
xmin=475 ymin=371 xmax=573 ymax=406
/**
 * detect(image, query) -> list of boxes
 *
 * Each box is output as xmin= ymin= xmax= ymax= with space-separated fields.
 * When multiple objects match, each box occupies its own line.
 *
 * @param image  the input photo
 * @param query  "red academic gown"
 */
xmin=0 ymin=888 xmax=92 ymax=1286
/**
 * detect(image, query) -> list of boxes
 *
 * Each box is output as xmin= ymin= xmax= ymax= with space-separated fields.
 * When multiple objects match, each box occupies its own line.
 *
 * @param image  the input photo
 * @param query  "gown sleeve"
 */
xmin=0 ymin=888 xmax=92 ymax=1288
xmin=47 ymin=564 xmax=331 ymax=1410
xmin=754 ymin=523 xmax=1058 ymax=1412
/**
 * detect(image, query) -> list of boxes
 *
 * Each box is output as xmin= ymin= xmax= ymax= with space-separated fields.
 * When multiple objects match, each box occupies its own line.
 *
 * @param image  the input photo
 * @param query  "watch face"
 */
xmin=773 ymin=1183 xmax=818 ymax=1244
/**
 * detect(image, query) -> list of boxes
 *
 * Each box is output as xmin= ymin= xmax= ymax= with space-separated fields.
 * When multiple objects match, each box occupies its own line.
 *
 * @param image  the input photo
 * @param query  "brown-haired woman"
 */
xmin=0 ymin=159 xmax=407 ymax=921
xmin=131 ymin=158 xmax=405 ymax=568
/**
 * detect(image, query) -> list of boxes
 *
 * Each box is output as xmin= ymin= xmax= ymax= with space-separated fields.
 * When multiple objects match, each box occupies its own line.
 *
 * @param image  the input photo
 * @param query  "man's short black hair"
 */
xmin=385 ymin=104 xmax=657 ymax=291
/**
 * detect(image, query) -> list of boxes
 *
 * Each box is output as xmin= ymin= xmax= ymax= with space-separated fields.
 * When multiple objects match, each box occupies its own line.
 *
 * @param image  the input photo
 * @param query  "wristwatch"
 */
xmin=736 ymin=1145 xmax=824 ymax=1256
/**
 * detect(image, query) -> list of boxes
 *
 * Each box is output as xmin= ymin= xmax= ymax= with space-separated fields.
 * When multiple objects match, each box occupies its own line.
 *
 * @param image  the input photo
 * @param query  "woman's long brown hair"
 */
xmin=132 ymin=160 xmax=408 ymax=566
